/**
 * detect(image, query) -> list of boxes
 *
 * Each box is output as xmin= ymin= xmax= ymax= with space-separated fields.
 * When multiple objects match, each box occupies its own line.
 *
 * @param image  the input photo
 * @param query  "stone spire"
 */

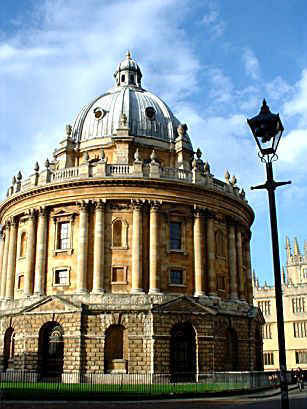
xmin=282 ymin=266 xmax=286 ymax=284
xmin=286 ymin=236 xmax=291 ymax=261
xmin=293 ymin=237 xmax=300 ymax=256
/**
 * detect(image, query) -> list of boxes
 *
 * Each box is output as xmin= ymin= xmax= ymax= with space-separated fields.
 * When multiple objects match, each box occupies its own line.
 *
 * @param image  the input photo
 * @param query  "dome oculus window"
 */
xmin=93 ymin=107 xmax=105 ymax=120
xmin=145 ymin=107 xmax=156 ymax=121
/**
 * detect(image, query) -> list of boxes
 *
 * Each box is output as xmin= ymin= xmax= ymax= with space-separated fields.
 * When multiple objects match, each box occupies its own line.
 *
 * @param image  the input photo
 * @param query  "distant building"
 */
xmin=253 ymin=237 xmax=307 ymax=370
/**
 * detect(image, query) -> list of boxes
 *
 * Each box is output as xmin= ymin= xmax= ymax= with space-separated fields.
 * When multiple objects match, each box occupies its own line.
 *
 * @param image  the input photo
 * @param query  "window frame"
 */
xmin=53 ymin=213 xmax=75 ymax=255
xmin=168 ymin=267 xmax=186 ymax=287
xmin=111 ymin=218 xmax=129 ymax=250
xmin=111 ymin=265 xmax=128 ymax=285
xmin=52 ymin=267 xmax=71 ymax=287
xmin=167 ymin=216 xmax=186 ymax=254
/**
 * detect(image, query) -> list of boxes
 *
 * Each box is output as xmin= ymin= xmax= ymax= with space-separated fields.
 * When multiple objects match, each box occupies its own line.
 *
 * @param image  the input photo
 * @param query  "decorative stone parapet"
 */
xmin=5 ymin=162 xmax=248 ymax=204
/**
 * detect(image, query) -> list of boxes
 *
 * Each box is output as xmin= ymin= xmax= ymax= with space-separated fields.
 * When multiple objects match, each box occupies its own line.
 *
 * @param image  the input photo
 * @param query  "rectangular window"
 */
xmin=17 ymin=275 xmax=24 ymax=290
xmin=170 ymin=269 xmax=184 ymax=285
xmin=263 ymin=352 xmax=274 ymax=366
xmin=112 ymin=267 xmax=125 ymax=283
xmin=170 ymin=222 xmax=182 ymax=250
xmin=258 ymin=300 xmax=271 ymax=316
xmin=58 ymin=222 xmax=69 ymax=250
xmin=296 ymin=350 xmax=307 ymax=364
xmin=293 ymin=321 xmax=307 ymax=338
xmin=263 ymin=324 xmax=272 ymax=339
xmin=54 ymin=269 xmax=69 ymax=286
xmin=292 ymin=297 xmax=305 ymax=313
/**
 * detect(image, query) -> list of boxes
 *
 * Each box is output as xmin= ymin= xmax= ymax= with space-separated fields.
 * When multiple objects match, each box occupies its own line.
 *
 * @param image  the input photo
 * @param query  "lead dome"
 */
xmin=72 ymin=51 xmax=191 ymax=147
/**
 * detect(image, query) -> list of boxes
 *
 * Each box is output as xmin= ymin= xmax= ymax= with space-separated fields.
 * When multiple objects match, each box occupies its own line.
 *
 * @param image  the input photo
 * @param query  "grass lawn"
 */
xmin=0 ymin=381 xmax=248 ymax=400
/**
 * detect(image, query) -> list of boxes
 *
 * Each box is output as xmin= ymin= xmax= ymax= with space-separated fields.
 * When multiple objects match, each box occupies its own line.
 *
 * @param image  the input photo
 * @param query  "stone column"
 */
xmin=237 ymin=229 xmax=245 ymax=301
xmin=1 ymin=223 xmax=10 ymax=299
xmin=245 ymin=233 xmax=253 ymax=304
xmin=193 ymin=208 xmax=205 ymax=297
xmin=77 ymin=201 xmax=89 ymax=293
xmin=5 ymin=218 xmax=18 ymax=300
xmin=131 ymin=200 xmax=143 ymax=293
xmin=149 ymin=201 xmax=161 ymax=294
xmin=207 ymin=212 xmax=217 ymax=296
xmin=34 ymin=207 xmax=48 ymax=295
xmin=92 ymin=200 xmax=105 ymax=293
xmin=24 ymin=210 xmax=36 ymax=297
xmin=0 ymin=230 xmax=5 ymax=297
xmin=228 ymin=221 xmax=238 ymax=300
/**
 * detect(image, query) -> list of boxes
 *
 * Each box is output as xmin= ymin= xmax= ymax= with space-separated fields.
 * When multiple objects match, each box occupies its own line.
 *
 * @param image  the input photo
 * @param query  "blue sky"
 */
xmin=0 ymin=0 xmax=307 ymax=284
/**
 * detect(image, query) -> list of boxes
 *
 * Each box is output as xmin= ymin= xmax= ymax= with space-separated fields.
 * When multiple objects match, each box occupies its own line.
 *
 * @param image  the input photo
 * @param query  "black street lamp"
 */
xmin=247 ymin=100 xmax=291 ymax=409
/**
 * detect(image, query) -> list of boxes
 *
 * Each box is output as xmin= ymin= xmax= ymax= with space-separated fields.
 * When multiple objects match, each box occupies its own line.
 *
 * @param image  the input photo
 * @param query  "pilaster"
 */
xmin=193 ymin=207 xmax=205 ymax=297
xmin=24 ymin=209 xmax=36 ymax=297
xmin=149 ymin=201 xmax=161 ymax=294
xmin=5 ymin=217 xmax=18 ymax=300
xmin=76 ymin=201 xmax=89 ymax=294
xmin=34 ymin=207 xmax=48 ymax=296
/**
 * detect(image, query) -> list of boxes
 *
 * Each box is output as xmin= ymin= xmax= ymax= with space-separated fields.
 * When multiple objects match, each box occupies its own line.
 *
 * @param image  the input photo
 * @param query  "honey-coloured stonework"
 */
xmin=0 ymin=52 xmax=263 ymax=379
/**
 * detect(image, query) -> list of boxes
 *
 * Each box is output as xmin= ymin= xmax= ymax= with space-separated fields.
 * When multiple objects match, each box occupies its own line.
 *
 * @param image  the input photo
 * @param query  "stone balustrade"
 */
xmin=6 ymin=162 xmax=247 ymax=203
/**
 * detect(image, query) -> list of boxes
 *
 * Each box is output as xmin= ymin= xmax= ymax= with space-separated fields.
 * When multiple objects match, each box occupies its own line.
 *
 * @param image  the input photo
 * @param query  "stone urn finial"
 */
xmin=177 ymin=123 xmax=187 ymax=138
xmin=65 ymin=124 xmax=72 ymax=137
xmin=204 ymin=161 xmax=210 ymax=174
xmin=45 ymin=158 xmax=50 ymax=169
xmin=224 ymin=170 xmax=230 ymax=183
xmin=100 ymin=148 xmax=105 ymax=161
xmin=12 ymin=176 xmax=16 ymax=185
xmin=34 ymin=162 xmax=39 ymax=173
xmin=17 ymin=171 xmax=22 ymax=181
xmin=230 ymin=175 xmax=237 ymax=186
xmin=150 ymin=149 xmax=157 ymax=163
xmin=134 ymin=148 xmax=141 ymax=162
xmin=196 ymin=148 xmax=202 ymax=159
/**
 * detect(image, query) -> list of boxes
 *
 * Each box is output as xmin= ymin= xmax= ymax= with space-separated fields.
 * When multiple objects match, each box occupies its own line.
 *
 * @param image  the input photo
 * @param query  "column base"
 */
xmin=130 ymin=288 xmax=144 ymax=294
xmin=194 ymin=291 xmax=206 ymax=297
xmin=148 ymin=289 xmax=162 ymax=295
xmin=75 ymin=289 xmax=89 ymax=295
xmin=91 ymin=289 xmax=105 ymax=295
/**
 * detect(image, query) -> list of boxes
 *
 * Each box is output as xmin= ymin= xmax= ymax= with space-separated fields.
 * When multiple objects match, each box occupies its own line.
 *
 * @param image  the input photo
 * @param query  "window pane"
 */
xmin=170 ymin=222 xmax=181 ymax=250
xmin=58 ymin=222 xmax=69 ymax=249
xmin=170 ymin=270 xmax=183 ymax=285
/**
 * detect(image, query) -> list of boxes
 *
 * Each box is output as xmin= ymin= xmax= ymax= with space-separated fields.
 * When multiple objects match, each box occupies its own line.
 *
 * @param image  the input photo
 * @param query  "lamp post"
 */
xmin=247 ymin=100 xmax=291 ymax=409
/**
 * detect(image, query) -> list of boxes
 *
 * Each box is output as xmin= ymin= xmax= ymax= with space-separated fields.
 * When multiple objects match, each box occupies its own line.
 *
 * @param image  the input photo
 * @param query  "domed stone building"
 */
xmin=0 ymin=52 xmax=263 ymax=381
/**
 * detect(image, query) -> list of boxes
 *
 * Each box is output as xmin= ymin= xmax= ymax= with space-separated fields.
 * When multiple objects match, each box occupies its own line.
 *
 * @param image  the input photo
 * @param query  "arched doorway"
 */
xmin=38 ymin=322 xmax=64 ymax=378
xmin=224 ymin=328 xmax=238 ymax=371
xmin=3 ymin=327 xmax=15 ymax=371
xmin=170 ymin=322 xmax=196 ymax=381
xmin=255 ymin=327 xmax=263 ymax=370
xmin=104 ymin=324 xmax=127 ymax=373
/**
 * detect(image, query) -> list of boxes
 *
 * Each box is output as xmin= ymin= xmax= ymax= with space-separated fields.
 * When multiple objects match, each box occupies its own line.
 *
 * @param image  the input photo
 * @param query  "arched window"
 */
xmin=215 ymin=230 xmax=224 ymax=257
xmin=113 ymin=219 xmax=122 ymax=247
xmin=3 ymin=327 xmax=15 ymax=370
xmin=104 ymin=324 xmax=127 ymax=373
xmin=20 ymin=232 xmax=27 ymax=257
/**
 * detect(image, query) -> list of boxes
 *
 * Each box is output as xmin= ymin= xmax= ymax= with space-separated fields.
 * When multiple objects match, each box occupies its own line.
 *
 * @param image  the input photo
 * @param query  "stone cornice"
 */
xmin=0 ymin=177 xmax=254 ymax=225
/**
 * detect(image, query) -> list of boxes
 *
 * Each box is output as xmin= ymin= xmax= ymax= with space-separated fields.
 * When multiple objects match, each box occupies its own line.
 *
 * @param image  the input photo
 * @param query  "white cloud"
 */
xmin=283 ymin=69 xmax=307 ymax=126
xmin=242 ymin=48 xmax=260 ymax=80
xmin=201 ymin=1 xmax=225 ymax=39
xmin=265 ymin=76 xmax=292 ymax=101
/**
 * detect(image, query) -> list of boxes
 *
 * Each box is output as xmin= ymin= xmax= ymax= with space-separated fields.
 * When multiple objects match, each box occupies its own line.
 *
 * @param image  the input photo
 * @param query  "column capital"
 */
xmin=204 ymin=209 xmax=216 ymax=219
xmin=150 ymin=200 xmax=162 ymax=212
xmin=38 ymin=206 xmax=48 ymax=217
xmin=78 ymin=200 xmax=90 ymax=211
xmin=131 ymin=199 xmax=144 ymax=210
xmin=193 ymin=205 xmax=205 ymax=217
xmin=26 ymin=208 xmax=37 ymax=221
xmin=225 ymin=215 xmax=240 ymax=227
xmin=94 ymin=199 xmax=106 ymax=210
xmin=9 ymin=216 xmax=18 ymax=227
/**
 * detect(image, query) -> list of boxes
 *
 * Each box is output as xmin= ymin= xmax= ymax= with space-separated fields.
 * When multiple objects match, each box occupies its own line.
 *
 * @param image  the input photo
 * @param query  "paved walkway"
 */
xmin=0 ymin=385 xmax=304 ymax=409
